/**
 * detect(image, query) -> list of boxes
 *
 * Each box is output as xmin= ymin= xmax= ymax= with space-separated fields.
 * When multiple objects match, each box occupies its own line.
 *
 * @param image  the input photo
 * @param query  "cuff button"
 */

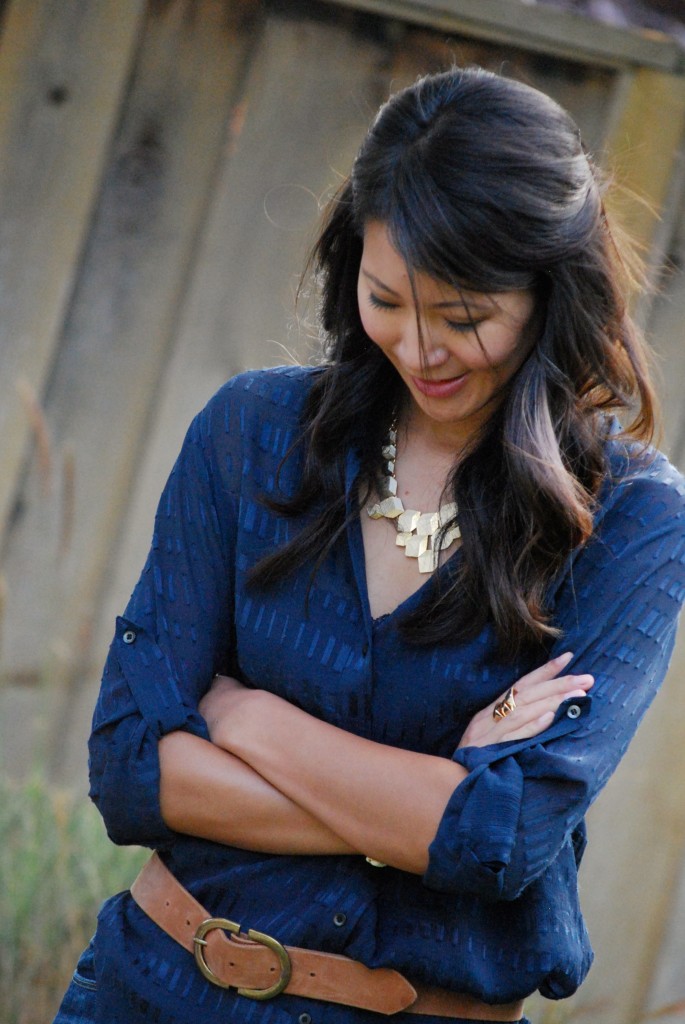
xmin=333 ymin=912 xmax=347 ymax=927
xmin=122 ymin=630 xmax=137 ymax=644
xmin=566 ymin=704 xmax=581 ymax=719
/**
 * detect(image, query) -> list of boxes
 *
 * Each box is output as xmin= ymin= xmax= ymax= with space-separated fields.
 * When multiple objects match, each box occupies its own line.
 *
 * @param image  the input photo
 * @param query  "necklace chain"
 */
xmin=366 ymin=422 xmax=460 ymax=574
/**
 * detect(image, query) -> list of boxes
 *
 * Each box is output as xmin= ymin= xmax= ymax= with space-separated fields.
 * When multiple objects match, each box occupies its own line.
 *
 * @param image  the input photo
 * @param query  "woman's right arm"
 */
xmin=89 ymin=374 xmax=359 ymax=855
xmin=89 ymin=379 xmax=250 ymax=849
xmin=158 ymin=730 xmax=356 ymax=855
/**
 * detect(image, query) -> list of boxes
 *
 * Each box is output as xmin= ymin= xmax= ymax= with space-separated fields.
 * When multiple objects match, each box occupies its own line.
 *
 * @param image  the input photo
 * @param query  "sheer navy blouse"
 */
xmin=88 ymin=366 xmax=685 ymax=1023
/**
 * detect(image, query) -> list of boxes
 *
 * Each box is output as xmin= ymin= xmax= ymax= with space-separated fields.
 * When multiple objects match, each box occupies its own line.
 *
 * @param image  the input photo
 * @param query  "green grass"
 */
xmin=0 ymin=772 xmax=146 ymax=1024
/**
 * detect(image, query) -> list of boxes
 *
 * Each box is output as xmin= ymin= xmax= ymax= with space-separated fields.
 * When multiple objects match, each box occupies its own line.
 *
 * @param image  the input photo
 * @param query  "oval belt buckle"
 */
xmin=193 ymin=917 xmax=292 ymax=1000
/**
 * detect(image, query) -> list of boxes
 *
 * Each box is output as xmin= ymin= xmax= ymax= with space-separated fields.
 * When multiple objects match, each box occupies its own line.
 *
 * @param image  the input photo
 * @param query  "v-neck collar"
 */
xmin=344 ymin=446 xmax=461 ymax=635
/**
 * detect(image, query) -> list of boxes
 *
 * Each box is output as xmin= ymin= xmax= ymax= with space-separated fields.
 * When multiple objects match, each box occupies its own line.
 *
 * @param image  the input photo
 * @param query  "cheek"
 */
xmin=475 ymin=324 xmax=531 ymax=375
xmin=358 ymin=304 xmax=392 ymax=353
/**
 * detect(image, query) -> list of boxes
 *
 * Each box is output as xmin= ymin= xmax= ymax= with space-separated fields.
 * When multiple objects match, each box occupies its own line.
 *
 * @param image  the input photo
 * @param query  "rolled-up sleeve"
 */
xmin=88 ymin=383 xmax=240 ymax=847
xmin=425 ymin=458 xmax=685 ymax=900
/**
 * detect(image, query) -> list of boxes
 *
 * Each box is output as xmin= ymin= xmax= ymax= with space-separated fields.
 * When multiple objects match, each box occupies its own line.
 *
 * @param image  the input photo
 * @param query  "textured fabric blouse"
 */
xmin=89 ymin=365 xmax=685 ymax=1024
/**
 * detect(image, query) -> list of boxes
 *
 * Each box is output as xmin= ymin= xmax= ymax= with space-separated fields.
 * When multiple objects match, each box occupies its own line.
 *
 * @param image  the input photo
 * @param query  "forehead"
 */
xmin=360 ymin=221 xmax=494 ymax=310
xmin=360 ymin=221 xmax=536 ymax=322
xmin=360 ymin=221 xmax=468 ymax=296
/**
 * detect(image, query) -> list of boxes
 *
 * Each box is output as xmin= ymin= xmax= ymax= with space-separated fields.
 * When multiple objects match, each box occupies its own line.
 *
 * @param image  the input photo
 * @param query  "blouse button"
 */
xmin=333 ymin=912 xmax=347 ymax=927
xmin=299 ymin=1014 xmax=312 ymax=1024
xmin=122 ymin=630 xmax=137 ymax=644
xmin=566 ymin=704 xmax=581 ymax=720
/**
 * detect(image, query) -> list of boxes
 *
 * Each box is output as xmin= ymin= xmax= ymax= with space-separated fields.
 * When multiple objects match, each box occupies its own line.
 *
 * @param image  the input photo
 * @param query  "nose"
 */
xmin=397 ymin=314 xmax=449 ymax=373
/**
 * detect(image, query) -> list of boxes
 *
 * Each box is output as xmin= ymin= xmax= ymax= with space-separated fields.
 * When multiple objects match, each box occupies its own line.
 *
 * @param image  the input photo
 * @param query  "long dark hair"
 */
xmin=250 ymin=66 xmax=658 ymax=657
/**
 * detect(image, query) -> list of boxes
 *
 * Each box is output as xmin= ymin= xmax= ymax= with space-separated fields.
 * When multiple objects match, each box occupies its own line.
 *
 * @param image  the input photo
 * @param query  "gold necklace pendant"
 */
xmin=366 ymin=424 xmax=460 ymax=574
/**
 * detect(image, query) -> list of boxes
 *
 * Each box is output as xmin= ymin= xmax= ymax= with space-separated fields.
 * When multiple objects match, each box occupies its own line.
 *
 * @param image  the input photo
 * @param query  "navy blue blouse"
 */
xmin=89 ymin=366 xmax=685 ymax=1023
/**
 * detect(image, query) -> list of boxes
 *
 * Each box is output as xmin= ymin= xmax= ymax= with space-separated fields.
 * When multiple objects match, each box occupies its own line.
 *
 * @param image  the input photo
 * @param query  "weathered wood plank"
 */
xmin=560 ymin=630 xmax=685 ymax=1024
xmin=0 ymin=0 xmax=260 ymax=769
xmin=320 ymin=0 xmax=685 ymax=71
xmin=645 ymin=841 xmax=685 ymax=1022
xmin=381 ymin=20 xmax=613 ymax=152
xmin=0 ymin=0 xmax=146 ymax=547
xmin=645 ymin=163 xmax=685 ymax=468
xmin=60 ymin=8 xmax=391 ymax=780
xmin=610 ymin=217 xmax=685 ymax=1024
xmin=604 ymin=68 xmax=685 ymax=258
xmin=537 ymin=169 xmax=685 ymax=1024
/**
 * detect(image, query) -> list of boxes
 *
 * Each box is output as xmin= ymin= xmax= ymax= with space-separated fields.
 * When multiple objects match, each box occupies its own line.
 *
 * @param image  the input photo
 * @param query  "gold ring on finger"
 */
xmin=493 ymin=687 xmax=517 ymax=721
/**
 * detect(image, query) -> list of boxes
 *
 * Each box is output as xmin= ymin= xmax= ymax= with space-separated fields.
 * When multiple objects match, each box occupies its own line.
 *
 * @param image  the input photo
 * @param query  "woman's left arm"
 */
xmin=421 ymin=460 xmax=685 ymax=900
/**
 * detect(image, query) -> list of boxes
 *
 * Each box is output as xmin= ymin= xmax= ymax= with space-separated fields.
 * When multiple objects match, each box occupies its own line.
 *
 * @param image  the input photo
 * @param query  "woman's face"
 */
xmin=357 ymin=221 xmax=537 ymax=446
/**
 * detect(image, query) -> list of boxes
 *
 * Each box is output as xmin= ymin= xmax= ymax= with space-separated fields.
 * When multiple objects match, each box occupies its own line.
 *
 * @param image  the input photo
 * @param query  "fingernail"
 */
xmin=554 ymin=651 xmax=573 ymax=665
xmin=563 ymin=689 xmax=587 ymax=700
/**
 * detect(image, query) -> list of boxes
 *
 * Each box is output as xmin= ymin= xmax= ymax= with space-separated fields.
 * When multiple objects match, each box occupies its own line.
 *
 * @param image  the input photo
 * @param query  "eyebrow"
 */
xmin=360 ymin=269 xmax=486 ymax=310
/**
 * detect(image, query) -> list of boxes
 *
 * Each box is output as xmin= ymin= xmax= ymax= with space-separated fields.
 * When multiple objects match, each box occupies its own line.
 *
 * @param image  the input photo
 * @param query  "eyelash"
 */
xmin=368 ymin=293 xmax=396 ymax=311
xmin=367 ymin=293 xmax=481 ymax=334
xmin=445 ymin=319 xmax=481 ymax=335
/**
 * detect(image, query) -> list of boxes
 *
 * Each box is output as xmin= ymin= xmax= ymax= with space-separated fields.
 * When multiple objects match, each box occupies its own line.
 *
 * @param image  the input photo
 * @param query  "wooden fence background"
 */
xmin=1 ymin=1 xmax=685 ymax=1021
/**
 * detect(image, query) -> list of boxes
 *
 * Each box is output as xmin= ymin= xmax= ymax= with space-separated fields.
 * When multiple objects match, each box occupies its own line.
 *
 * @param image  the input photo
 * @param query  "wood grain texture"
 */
xmin=604 ymin=68 xmax=685 ymax=257
xmin=320 ymin=0 xmax=685 ymax=70
xmin=645 ymin=833 xmax=685 ymax=1022
xmin=542 ymin=162 xmax=685 ymax=1024
xmin=60 ymin=10 xmax=391 ymax=785
xmin=0 ymin=0 xmax=257 ymax=763
xmin=0 ymin=0 xmax=145 ymax=547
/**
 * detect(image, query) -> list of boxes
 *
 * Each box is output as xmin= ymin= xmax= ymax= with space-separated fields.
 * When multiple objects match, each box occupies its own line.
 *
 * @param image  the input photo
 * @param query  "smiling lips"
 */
xmin=411 ymin=372 xmax=469 ymax=398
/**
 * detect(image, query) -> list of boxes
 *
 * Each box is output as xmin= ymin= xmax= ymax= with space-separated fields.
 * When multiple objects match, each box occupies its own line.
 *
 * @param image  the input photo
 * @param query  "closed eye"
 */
xmin=368 ymin=291 xmax=483 ymax=333
xmin=368 ymin=293 xmax=397 ymax=311
xmin=445 ymin=318 xmax=483 ymax=334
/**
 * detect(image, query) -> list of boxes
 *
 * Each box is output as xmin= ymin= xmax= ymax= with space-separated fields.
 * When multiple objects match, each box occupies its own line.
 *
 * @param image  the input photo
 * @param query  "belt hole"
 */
xmin=186 ymin=920 xmax=191 ymax=926
xmin=229 ymin=962 xmax=235 ymax=967
xmin=165 ymin=901 xmax=170 ymax=907
xmin=309 ymin=972 xmax=316 ymax=978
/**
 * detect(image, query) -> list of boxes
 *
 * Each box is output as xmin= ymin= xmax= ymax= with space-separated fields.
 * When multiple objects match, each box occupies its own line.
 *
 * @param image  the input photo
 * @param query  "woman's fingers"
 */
xmin=490 ymin=685 xmax=590 ymax=738
xmin=492 ymin=695 xmax=585 ymax=742
xmin=502 ymin=673 xmax=594 ymax=711
xmin=458 ymin=652 xmax=594 ymax=749
xmin=514 ymin=650 xmax=573 ymax=687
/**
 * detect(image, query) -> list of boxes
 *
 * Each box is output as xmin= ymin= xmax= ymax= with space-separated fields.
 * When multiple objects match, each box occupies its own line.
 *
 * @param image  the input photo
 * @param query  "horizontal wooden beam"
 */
xmin=320 ymin=0 xmax=685 ymax=72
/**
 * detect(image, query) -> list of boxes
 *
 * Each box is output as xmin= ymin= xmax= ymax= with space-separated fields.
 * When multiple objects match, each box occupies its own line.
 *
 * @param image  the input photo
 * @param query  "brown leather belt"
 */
xmin=130 ymin=853 xmax=524 ymax=1021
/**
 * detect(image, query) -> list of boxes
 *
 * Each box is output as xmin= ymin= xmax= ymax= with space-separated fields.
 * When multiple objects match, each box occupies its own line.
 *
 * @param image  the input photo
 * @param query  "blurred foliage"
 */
xmin=0 ymin=771 xmax=145 ymax=1024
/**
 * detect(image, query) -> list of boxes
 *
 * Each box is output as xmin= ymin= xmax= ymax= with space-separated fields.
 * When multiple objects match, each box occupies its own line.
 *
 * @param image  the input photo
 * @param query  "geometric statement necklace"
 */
xmin=366 ymin=421 xmax=460 ymax=574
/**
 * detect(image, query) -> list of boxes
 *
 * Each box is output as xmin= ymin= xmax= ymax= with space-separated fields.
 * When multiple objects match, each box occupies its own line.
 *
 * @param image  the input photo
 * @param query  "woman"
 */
xmin=54 ymin=67 xmax=685 ymax=1024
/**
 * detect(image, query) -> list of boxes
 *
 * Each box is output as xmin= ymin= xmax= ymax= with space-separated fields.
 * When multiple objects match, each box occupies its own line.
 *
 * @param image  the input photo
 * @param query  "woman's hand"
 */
xmin=457 ymin=651 xmax=593 ymax=749
xmin=199 ymin=674 xmax=256 ymax=746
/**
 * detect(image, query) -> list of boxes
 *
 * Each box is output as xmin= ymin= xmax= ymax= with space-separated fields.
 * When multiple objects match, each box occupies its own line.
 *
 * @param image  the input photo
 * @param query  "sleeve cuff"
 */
xmin=424 ymin=756 xmax=524 ymax=898
xmin=113 ymin=616 xmax=209 ymax=739
xmin=424 ymin=696 xmax=592 ymax=898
